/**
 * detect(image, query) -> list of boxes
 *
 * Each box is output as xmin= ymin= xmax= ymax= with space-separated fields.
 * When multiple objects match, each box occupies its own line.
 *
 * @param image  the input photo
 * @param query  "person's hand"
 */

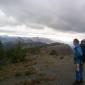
xmin=76 ymin=64 xmax=80 ymax=71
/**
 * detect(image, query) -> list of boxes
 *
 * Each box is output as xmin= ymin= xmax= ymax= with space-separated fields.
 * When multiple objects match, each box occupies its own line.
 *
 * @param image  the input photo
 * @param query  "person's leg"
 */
xmin=76 ymin=64 xmax=81 ymax=81
xmin=73 ymin=64 xmax=81 ymax=85
xmin=80 ymin=64 xmax=83 ymax=82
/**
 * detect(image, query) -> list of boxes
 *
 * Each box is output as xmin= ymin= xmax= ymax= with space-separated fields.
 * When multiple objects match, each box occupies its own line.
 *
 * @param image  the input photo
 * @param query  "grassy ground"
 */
xmin=0 ymin=54 xmax=85 ymax=85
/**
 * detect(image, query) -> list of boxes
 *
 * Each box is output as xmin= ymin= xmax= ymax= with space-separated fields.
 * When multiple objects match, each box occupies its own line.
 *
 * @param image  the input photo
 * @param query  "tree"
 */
xmin=0 ymin=40 xmax=5 ymax=64
xmin=6 ymin=40 xmax=26 ymax=63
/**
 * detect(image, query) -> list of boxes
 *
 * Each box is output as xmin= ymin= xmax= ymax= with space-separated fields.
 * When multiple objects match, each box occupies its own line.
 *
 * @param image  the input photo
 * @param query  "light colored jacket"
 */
xmin=74 ymin=44 xmax=83 ymax=64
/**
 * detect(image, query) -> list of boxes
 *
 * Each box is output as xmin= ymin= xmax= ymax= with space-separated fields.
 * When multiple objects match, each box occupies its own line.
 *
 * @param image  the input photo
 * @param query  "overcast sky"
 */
xmin=0 ymin=0 xmax=85 ymax=42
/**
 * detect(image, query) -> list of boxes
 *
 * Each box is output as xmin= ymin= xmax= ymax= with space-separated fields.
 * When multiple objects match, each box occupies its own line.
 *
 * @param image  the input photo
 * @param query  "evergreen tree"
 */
xmin=0 ymin=40 xmax=5 ymax=64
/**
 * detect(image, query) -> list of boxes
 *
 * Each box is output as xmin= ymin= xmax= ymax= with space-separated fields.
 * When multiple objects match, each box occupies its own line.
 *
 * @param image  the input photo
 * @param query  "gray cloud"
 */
xmin=0 ymin=0 xmax=85 ymax=33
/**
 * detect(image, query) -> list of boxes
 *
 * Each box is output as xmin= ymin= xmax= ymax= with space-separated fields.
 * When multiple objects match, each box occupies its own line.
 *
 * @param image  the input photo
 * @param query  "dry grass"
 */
xmin=0 ymin=58 xmax=37 ymax=81
xmin=15 ymin=73 xmax=56 ymax=85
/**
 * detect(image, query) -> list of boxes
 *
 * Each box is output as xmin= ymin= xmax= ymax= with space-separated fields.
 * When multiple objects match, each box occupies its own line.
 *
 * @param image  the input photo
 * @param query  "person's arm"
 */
xmin=77 ymin=47 xmax=83 ymax=57
xmin=74 ymin=47 xmax=82 ymax=59
xmin=74 ymin=47 xmax=77 ymax=61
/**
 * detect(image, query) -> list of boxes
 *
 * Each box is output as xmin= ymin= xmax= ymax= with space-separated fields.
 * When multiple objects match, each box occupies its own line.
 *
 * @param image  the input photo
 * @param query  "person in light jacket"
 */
xmin=73 ymin=39 xmax=83 ymax=85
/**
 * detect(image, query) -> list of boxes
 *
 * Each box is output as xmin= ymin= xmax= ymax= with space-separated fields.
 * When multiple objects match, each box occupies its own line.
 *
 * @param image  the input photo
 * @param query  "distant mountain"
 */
xmin=0 ymin=35 xmax=73 ymax=56
xmin=0 ymin=36 xmax=55 ymax=49
xmin=31 ymin=37 xmax=54 ymax=44
xmin=0 ymin=36 xmax=17 ymax=43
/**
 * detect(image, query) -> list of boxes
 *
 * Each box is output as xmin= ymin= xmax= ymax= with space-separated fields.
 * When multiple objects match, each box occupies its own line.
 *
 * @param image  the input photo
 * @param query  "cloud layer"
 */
xmin=0 ymin=0 xmax=85 ymax=33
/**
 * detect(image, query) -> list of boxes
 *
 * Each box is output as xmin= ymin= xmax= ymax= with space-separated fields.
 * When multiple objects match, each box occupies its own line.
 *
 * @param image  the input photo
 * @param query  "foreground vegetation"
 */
xmin=0 ymin=40 xmax=73 ymax=85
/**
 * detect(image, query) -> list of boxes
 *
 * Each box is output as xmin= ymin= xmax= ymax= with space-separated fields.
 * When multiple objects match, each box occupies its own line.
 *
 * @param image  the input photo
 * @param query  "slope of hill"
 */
xmin=0 ymin=41 xmax=74 ymax=85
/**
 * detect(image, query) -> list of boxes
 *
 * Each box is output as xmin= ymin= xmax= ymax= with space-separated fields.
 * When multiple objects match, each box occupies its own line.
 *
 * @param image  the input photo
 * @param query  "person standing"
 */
xmin=73 ymin=39 xmax=83 ymax=85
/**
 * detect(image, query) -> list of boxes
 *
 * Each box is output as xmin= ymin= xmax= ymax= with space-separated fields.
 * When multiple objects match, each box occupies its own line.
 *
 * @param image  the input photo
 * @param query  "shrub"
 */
xmin=6 ymin=41 xmax=26 ymax=63
xmin=15 ymin=72 xmax=23 ymax=77
xmin=27 ymin=47 xmax=41 ymax=55
xmin=50 ymin=50 xmax=58 ymax=56
xmin=0 ymin=41 xmax=5 ymax=63
xmin=60 ymin=56 xmax=64 ymax=60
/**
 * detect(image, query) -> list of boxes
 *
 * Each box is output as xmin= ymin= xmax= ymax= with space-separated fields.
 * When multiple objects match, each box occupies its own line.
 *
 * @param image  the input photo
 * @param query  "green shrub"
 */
xmin=0 ymin=40 xmax=5 ymax=64
xmin=50 ymin=50 xmax=58 ymax=56
xmin=60 ymin=56 xmax=64 ymax=60
xmin=27 ymin=47 xmax=41 ymax=55
xmin=15 ymin=72 xmax=23 ymax=77
xmin=6 ymin=41 xmax=26 ymax=63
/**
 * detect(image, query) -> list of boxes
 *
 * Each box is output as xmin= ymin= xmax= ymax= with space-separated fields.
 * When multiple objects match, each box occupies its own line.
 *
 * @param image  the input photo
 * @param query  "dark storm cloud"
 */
xmin=0 ymin=0 xmax=85 ymax=33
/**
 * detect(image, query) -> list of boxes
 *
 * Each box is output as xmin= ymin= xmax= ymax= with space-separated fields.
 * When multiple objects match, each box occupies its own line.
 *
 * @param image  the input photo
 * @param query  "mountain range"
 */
xmin=0 ymin=36 xmax=55 ymax=48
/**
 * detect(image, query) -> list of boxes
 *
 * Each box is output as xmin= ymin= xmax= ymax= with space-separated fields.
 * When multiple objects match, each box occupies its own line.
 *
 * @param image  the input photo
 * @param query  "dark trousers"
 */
xmin=76 ymin=64 xmax=83 ymax=81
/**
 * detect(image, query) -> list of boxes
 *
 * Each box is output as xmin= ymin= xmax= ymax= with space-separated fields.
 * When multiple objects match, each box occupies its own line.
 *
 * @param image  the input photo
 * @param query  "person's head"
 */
xmin=81 ymin=39 xmax=85 ymax=45
xmin=73 ymin=38 xmax=79 ymax=46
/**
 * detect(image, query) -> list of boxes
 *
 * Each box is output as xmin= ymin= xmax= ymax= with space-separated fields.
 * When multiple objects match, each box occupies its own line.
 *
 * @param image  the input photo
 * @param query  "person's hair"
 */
xmin=73 ymin=38 xmax=79 ymax=44
xmin=81 ymin=39 xmax=85 ymax=44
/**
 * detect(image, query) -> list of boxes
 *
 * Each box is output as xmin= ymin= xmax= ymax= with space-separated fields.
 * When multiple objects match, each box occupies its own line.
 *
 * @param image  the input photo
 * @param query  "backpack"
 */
xmin=80 ymin=43 xmax=85 ymax=63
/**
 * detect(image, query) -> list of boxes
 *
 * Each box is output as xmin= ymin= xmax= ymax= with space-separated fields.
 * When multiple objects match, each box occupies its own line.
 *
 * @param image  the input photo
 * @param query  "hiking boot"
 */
xmin=80 ymin=80 xmax=84 ymax=84
xmin=73 ymin=81 xmax=81 ymax=85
